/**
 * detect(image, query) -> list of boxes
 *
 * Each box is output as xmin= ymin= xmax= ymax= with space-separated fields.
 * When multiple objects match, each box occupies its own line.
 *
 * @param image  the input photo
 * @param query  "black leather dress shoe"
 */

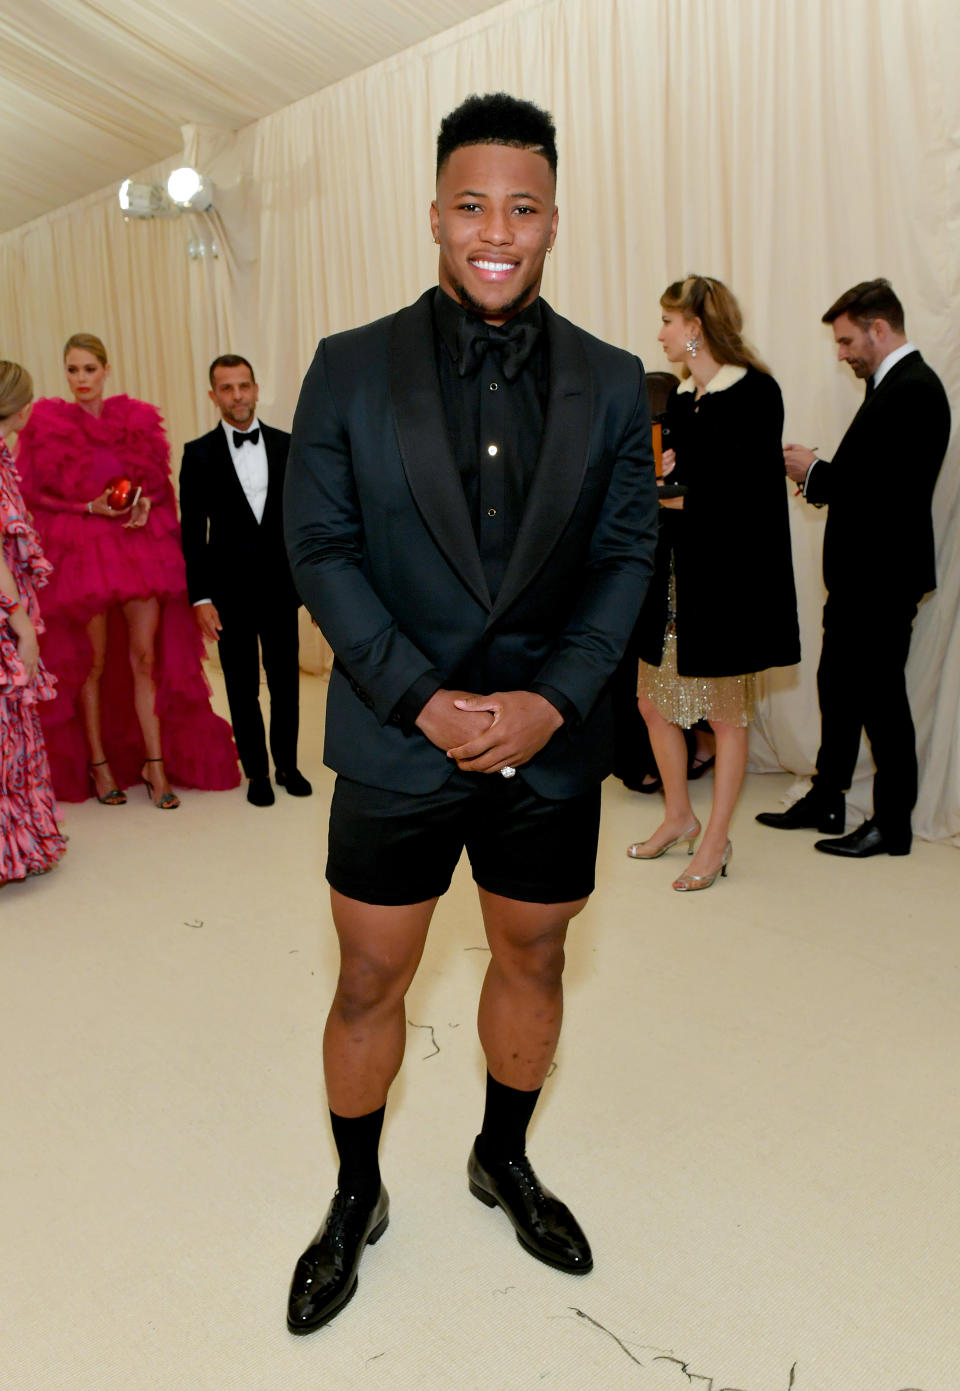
xmin=276 ymin=768 xmax=313 ymax=797
xmin=756 ymin=788 xmax=844 ymax=834
xmin=467 ymin=1142 xmax=592 ymax=1274
xmin=287 ymin=1185 xmax=389 ymax=1334
xmin=247 ymin=776 xmax=275 ymax=807
xmin=814 ymin=819 xmax=911 ymax=858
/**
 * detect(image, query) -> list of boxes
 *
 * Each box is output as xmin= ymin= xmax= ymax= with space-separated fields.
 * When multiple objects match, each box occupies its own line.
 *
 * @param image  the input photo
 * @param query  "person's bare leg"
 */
xmin=323 ymin=889 xmax=437 ymax=1116
xmin=79 ymin=613 xmax=120 ymax=798
xmin=676 ymin=719 xmax=746 ymax=884
xmin=631 ymin=696 xmax=699 ymax=852
xmin=123 ymin=596 xmax=176 ymax=802
xmin=288 ymin=889 xmax=436 ymax=1333
xmin=476 ymin=890 xmax=585 ymax=1091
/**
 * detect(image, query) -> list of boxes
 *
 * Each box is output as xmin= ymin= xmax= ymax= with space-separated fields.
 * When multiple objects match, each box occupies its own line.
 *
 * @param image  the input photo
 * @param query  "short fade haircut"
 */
xmin=436 ymin=93 xmax=557 ymax=179
xmin=209 ymin=354 xmax=256 ymax=387
xmin=822 ymin=279 xmax=905 ymax=334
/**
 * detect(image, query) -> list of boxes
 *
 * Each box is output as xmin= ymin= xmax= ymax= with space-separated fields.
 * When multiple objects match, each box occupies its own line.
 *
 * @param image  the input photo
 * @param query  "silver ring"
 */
xmin=500 ymin=765 xmax=516 ymax=779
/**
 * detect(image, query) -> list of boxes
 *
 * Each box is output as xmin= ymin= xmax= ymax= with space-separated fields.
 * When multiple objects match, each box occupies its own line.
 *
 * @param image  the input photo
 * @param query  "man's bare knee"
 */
xmin=333 ymin=952 xmax=408 ymax=1024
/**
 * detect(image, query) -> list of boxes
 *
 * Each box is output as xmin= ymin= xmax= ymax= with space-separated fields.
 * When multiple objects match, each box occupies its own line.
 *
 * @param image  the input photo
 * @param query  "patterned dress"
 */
xmin=0 ymin=438 xmax=67 ymax=883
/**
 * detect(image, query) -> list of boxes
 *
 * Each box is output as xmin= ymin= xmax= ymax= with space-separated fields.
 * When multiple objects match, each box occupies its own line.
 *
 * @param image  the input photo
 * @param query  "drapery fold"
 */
xmin=2 ymin=0 xmax=957 ymax=840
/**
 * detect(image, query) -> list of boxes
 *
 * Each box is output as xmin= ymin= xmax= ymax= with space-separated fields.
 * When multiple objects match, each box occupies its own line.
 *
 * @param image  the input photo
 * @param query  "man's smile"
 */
xmin=469 ymin=258 xmax=518 ymax=279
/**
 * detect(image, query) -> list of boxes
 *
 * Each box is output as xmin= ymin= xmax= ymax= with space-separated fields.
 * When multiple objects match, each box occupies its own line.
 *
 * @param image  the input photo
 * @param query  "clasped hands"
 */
xmin=415 ymin=687 xmax=563 ymax=774
xmin=88 ymin=486 xmax=152 ymax=528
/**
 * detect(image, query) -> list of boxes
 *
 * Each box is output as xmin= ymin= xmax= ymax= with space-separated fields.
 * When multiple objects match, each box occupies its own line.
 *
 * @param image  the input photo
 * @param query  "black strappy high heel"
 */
xmin=88 ymin=760 xmax=126 ymax=805
xmin=141 ymin=759 xmax=180 ymax=810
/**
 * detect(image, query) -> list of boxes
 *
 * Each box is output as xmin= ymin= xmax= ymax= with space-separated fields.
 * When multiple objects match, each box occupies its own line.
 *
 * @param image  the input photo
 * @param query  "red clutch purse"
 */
xmin=106 ymin=477 xmax=142 ymax=511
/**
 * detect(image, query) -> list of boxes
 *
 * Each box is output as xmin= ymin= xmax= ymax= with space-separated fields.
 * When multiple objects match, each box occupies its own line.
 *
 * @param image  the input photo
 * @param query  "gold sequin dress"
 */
xmin=637 ymin=568 xmax=755 ymax=729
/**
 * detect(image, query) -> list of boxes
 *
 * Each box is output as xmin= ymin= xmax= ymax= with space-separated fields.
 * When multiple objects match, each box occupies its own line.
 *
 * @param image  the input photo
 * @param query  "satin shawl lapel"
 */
xmin=261 ymin=425 xmax=286 ymax=528
xmin=211 ymin=425 xmax=259 ymax=526
xmin=389 ymin=293 xmax=491 ymax=611
xmin=845 ymin=351 xmax=922 ymax=438
xmin=488 ymin=303 xmax=592 ymax=625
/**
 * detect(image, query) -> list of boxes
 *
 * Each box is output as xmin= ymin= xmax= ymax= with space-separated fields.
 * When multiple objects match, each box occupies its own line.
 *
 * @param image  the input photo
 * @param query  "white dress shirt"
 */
xmin=224 ymin=417 xmax=268 ymax=523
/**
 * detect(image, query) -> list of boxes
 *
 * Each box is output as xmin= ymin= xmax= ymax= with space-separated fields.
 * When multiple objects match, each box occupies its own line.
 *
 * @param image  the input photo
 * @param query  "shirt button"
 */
xmin=487 ymin=444 xmax=498 ymax=456
xmin=489 ymin=382 xmax=498 ymax=391
xmin=487 ymin=508 xmax=497 ymax=517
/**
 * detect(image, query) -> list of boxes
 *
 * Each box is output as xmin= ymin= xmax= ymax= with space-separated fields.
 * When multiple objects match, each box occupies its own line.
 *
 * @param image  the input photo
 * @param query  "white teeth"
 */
xmin=472 ymin=260 xmax=515 ymax=272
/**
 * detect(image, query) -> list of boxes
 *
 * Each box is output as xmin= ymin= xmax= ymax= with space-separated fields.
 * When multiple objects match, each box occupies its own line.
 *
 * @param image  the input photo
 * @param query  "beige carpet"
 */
xmin=2 ymin=671 xmax=956 ymax=1391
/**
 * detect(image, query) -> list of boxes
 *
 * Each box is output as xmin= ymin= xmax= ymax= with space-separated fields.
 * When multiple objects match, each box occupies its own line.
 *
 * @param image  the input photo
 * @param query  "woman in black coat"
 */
xmin=627 ymin=275 xmax=800 ymax=890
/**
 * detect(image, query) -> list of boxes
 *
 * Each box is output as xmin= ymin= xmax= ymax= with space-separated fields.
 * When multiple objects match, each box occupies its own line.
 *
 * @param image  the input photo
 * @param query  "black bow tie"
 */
xmin=456 ymin=317 xmax=540 ymax=383
xmin=233 ymin=428 xmax=260 ymax=447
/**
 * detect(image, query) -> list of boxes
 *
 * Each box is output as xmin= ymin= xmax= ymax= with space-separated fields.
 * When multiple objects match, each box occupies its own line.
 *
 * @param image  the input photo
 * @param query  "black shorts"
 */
xmin=327 ymin=770 xmax=601 ymax=907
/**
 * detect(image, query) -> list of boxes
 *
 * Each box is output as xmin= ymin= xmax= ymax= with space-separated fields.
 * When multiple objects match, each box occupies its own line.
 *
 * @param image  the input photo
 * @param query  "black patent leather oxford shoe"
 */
xmin=814 ymin=820 xmax=911 ymax=858
xmin=247 ymin=776 xmax=275 ymax=807
xmin=276 ymin=768 xmax=313 ymax=797
xmin=467 ymin=1142 xmax=592 ymax=1275
xmin=287 ymin=1185 xmax=389 ymax=1334
xmin=756 ymin=788 xmax=844 ymax=834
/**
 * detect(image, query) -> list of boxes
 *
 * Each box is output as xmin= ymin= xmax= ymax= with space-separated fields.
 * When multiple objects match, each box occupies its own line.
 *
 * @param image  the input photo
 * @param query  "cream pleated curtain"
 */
xmin=1 ymin=0 xmax=957 ymax=840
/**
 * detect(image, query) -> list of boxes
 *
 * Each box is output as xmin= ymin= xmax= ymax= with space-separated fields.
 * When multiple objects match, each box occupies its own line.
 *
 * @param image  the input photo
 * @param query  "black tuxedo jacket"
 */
xmin=805 ymin=350 xmax=951 ymax=602
xmin=180 ymin=421 xmax=300 ymax=615
xmin=284 ymin=289 xmax=659 ymax=798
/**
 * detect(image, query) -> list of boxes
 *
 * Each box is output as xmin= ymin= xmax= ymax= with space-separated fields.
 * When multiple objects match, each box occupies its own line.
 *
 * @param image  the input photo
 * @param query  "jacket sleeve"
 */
xmin=531 ymin=361 xmax=659 ymax=721
xmin=178 ymin=444 xmax=211 ymax=605
xmin=802 ymin=456 xmax=833 ymax=506
xmin=284 ymin=341 xmax=436 ymax=725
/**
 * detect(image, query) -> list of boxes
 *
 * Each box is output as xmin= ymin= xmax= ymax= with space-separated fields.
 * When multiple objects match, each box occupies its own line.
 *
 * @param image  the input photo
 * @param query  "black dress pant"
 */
xmin=216 ymin=601 xmax=301 ymax=780
xmin=813 ymin=593 xmax=919 ymax=836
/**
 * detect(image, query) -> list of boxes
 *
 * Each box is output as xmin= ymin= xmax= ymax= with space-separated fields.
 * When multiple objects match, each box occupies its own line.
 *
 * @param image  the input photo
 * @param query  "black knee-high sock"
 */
xmin=330 ymin=1105 xmax=385 ymax=1200
xmin=477 ymin=1073 xmax=541 ymax=1164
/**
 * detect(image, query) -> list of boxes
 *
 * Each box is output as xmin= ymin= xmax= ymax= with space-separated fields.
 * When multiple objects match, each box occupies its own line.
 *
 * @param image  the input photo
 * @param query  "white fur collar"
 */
xmin=676 ymin=363 xmax=748 ymax=395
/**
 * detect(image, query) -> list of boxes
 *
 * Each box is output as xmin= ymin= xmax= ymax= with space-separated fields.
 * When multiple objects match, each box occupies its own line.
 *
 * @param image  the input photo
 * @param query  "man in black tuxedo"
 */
xmin=757 ymin=280 xmax=950 ymax=856
xmin=282 ymin=94 xmax=658 ymax=1333
xmin=179 ymin=355 xmax=311 ymax=806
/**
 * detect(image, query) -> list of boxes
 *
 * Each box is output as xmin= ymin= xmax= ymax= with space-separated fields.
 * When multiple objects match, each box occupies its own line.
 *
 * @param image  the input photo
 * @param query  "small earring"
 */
xmin=685 ymin=336 xmax=701 ymax=357
xmin=547 ymin=246 xmax=553 ymax=255
xmin=433 ymin=235 xmax=440 ymax=244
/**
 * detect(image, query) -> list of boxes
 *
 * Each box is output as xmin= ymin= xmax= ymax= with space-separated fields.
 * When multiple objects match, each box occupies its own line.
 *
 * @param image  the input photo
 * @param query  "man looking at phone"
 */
xmin=757 ymin=279 xmax=950 ymax=857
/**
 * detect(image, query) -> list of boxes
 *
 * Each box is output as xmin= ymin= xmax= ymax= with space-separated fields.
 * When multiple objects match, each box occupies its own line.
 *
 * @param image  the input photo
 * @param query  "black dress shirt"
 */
xmin=392 ymin=288 xmax=574 ymax=731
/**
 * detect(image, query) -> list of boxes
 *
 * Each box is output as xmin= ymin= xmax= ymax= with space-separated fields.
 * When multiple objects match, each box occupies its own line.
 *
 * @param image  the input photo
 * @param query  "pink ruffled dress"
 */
xmin=16 ymin=396 xmax=240 ymax=801
xmin=1 ymin=438 xmax=67 ymax=882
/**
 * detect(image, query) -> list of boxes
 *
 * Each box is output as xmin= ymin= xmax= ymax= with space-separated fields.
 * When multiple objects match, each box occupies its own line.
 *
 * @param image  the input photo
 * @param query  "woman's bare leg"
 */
xmin=79 ymin=613 xmax=121 ymax=798
xmin=676 ymin=719 xmax=747 ymax=883
xmin=122 ymin=596 xmax=176 ymax=802
xmin=632 ymin=695 xmax=699 ymax=852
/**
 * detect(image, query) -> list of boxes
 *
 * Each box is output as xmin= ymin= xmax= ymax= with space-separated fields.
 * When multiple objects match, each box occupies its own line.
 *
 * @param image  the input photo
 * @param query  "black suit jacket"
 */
xmin=804 ymin=350 xmax=951 ymax=602
xmin=284 ymin=289 xmax=659 ymax=798
xmin=180 ymin=421 xmax=300 ymax=616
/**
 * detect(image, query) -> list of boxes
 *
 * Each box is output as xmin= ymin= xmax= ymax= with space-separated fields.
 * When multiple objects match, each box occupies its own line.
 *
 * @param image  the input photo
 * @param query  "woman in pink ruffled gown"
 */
xmin=0 ymin=362 xmax=67 ymax=884
xmin=16 ymin=334 xmax=240 ymax=805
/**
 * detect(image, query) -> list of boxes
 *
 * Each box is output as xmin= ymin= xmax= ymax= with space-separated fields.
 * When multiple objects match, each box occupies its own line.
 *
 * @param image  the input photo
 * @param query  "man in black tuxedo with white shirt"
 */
xmin=757 ymin=280 xmax=951 ymax=856
xmin=282 ymin=94 xmax=658 ymax=1333
xmin=179 ymin=355 xmax=311 ymax=806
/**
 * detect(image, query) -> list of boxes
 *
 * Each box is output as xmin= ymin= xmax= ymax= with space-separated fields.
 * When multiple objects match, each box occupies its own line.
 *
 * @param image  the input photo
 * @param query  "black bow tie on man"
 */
xmin=456 ymin=316 xmax=541 ymax=382
xmin=234 ymin=428 xmax=260 ymax=447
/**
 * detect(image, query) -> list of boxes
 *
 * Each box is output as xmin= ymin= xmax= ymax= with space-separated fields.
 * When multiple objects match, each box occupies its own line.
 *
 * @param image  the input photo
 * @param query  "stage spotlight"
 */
xmin=167 ymin=167 xmax=215 ymax=211
xmin=118 ymin=180 xmax=166 ymax=218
